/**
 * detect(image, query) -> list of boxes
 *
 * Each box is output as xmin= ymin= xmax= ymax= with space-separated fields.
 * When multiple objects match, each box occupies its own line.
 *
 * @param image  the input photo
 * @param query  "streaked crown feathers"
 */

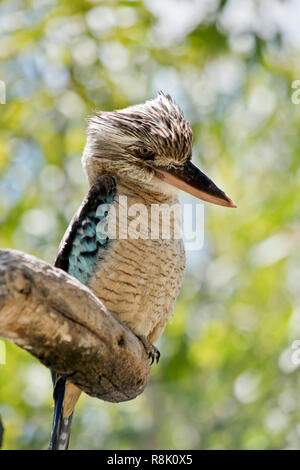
xmin=87 ymin=92 xmax=193 ymax=166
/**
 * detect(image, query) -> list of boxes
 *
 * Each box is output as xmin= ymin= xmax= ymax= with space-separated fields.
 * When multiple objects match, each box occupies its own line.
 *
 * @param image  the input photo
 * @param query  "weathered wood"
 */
xmin=0 ymin=249 xmax=150 ymax=402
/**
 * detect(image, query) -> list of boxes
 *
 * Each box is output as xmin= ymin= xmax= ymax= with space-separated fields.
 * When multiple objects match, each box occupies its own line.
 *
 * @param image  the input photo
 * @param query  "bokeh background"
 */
xmin=1 ymin=0 xmax=300 ymax=450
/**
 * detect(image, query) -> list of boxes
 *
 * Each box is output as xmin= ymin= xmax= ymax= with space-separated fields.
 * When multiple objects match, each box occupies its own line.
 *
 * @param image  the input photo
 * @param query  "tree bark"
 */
xmin=0 ymin=249 xmax=150 ymax=403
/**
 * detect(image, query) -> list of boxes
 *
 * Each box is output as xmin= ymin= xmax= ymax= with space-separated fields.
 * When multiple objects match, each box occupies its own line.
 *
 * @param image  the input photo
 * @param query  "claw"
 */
xmin=137 ymin=335 xmax=160 ymax=365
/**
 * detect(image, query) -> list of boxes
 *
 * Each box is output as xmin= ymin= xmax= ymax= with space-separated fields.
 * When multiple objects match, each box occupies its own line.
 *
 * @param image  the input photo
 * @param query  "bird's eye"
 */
xmin=138 ymin=148 xmax=155 ymax=161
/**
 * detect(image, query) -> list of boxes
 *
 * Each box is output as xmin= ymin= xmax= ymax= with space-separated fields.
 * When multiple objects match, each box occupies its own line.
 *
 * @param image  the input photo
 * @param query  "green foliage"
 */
xmin=1 ymin=0 xmax=300 ymax=450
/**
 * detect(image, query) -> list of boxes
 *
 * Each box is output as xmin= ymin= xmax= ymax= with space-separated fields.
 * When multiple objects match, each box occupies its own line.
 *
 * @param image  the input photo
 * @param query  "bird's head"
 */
xmin=82 ymin=92 xmax=236 ymax=207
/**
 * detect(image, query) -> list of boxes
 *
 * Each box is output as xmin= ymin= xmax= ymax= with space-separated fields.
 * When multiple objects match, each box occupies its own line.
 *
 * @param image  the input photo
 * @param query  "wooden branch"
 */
xmin=0 ymin=249 xmax=150 ymax=403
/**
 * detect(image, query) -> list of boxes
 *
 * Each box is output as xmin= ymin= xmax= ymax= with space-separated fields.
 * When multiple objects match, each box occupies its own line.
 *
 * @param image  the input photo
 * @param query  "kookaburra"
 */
xmin=48 ymin=92 xmax=236 ymax=450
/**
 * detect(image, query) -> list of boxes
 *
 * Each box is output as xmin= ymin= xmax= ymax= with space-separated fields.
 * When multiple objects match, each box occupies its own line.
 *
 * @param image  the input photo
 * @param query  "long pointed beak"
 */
xmin=155 ymin=161 xmax=237 ymax=208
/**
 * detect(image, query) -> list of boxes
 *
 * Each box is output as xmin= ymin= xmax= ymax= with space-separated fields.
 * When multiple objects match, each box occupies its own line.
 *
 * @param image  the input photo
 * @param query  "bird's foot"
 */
xmin=137 ymin=335 xmax=160 ymax=365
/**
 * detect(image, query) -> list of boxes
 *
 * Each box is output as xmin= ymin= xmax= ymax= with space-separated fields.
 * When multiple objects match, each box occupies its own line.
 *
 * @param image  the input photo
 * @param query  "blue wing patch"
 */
xmin=68 ymin=200 xmax=112 ymax=284
xmin=54 ymin=175 xmax=116 ymax=286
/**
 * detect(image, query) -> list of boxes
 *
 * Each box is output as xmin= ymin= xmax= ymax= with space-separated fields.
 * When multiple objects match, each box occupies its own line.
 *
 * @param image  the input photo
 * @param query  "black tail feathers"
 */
xmin=48 ymin=377 xmax=73 ymax=450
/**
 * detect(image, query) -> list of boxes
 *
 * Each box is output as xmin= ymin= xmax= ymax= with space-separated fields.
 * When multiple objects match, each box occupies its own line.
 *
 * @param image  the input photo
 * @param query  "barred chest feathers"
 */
xmin=88 ymin=181 xmax=186 ymax=344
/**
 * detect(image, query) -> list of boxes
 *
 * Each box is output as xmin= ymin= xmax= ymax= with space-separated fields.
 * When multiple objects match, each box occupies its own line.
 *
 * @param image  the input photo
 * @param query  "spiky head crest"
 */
xmin=82 ymin=92 xmax=193 ymax=191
